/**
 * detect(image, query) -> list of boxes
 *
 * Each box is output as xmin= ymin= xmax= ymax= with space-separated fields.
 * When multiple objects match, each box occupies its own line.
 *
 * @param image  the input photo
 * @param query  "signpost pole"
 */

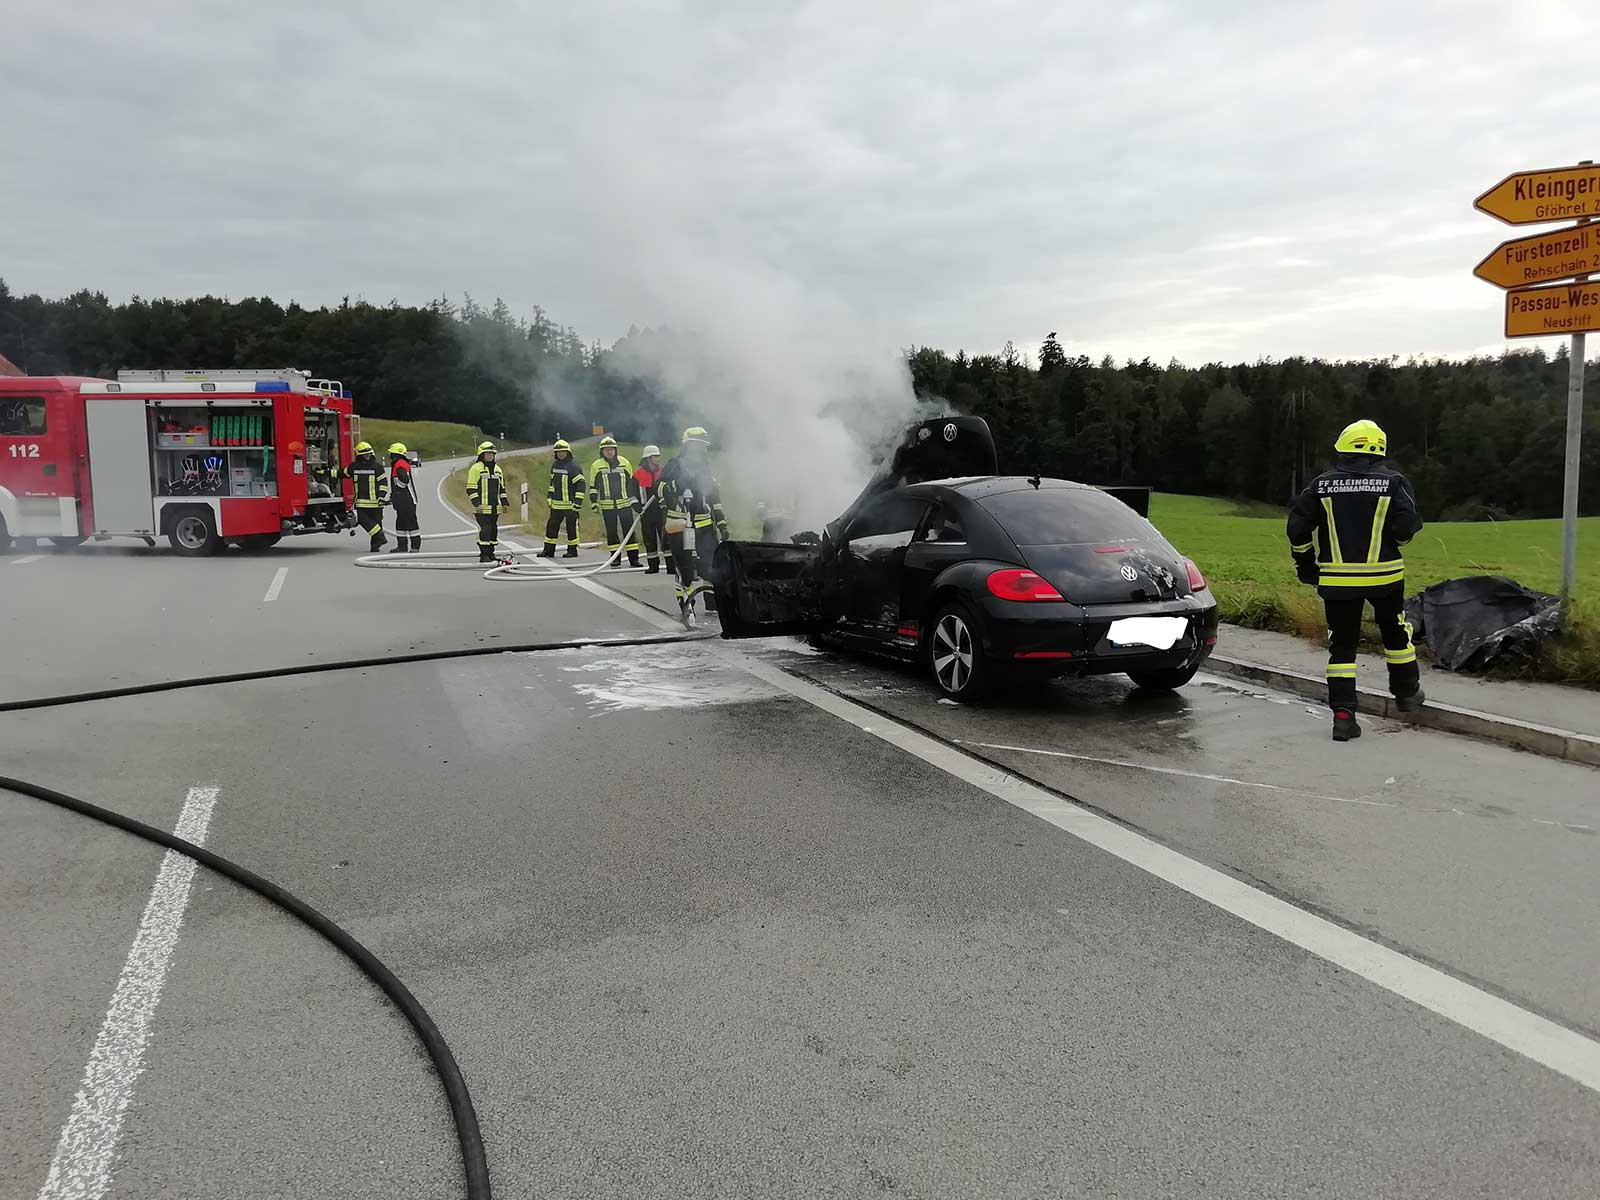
xmin=1563 ymin=321 xmax=1585 ymax=602
xmin=1563 ymin=162 xmax=1592 ymax=604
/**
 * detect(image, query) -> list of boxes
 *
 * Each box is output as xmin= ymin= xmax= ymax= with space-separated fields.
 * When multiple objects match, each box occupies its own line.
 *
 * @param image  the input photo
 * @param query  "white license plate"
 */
xmin=1106 ymin=616 xmax=1188 ymax=650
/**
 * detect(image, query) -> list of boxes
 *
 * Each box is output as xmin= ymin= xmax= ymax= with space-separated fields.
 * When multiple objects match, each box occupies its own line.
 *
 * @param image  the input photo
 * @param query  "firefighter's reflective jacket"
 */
xmin=466 ymin=459 xmax=510 ymax=514
xmin=655 ymin=455 xmax=727 ymax=535
xmin=389 ymin=459 xmax=417 ymax=515
xmin=1286 ymin=457 xmax=1422 ymax=589
xmin=589 ymin=454 xmax=638 ymax=511
xmin=547 ymin=458 xmax=587 ymax=512
xmin=346 ymin=457 xmax=388 ymax=508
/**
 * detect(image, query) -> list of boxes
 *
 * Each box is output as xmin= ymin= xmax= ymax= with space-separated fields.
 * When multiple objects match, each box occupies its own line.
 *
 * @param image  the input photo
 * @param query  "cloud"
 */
xmin=2 ymin=0 xmax=1597 ymax=368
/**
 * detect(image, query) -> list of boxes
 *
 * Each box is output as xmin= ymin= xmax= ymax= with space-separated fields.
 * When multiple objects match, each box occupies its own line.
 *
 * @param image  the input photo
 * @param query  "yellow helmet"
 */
xmin=354 ymin=441 xmax=373 ymax=454
xmin=477 ymin=440 xmax=496 ymax=454
xmin=599 ymin=435 xmax=618 ymax=450
xmin=553 ymin=438 xmax=572 ymax=453
xmin=682 ymin=426 xmax=710 ymax=447
xmin=387 ymin=442 xmax=407 ymax=456
xmin=1334 ymin=420 xmax=1387 ymax=457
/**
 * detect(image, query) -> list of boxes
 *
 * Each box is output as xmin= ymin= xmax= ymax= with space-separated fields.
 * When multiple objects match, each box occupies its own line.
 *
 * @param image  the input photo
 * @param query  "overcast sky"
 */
xmin=4 ymin=0 xmax=1598 ymax=365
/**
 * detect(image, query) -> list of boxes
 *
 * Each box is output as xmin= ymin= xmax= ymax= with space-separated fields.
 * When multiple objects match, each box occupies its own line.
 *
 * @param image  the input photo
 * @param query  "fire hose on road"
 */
xmin=354 ymin=499 xmax=666 ymax=583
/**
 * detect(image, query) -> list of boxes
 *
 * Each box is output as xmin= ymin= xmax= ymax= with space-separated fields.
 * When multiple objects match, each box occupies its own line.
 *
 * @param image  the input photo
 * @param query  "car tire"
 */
xmin=1126 ymin=663 xmax=1201 ymax=691
xmin=235 ymin=533 xmax=282 ymax=552
xmin=0 ymin=513 xmax=10 ymax=554
xmin=928 ymin=600 xmax=992 ymax=701
xmin=168 ymin=510 xmax=222 ymax=557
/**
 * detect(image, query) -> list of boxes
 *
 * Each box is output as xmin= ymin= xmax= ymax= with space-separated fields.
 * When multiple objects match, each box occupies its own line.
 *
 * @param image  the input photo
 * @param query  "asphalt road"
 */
xmin=3 ymin=461 xmax=1599 ymax=1198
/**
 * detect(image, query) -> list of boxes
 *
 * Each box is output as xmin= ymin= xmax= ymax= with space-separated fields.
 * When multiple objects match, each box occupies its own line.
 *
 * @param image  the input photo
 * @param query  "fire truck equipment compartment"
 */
xmin=85 ymin=399 xmax=157 ymax=535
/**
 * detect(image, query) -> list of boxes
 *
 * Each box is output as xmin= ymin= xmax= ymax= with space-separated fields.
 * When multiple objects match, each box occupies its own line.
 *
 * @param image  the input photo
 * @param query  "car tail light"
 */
xmin=1184 ymin=558 xmax=1207 ymax=591
xmin=986 ymin=568 xmax=1065 ymax=602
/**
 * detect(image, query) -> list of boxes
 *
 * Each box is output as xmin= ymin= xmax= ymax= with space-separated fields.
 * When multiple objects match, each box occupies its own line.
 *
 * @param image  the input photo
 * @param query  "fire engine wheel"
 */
xmin=0 ymin=514 xmax=10 ymax=554
xmin=169 ymin=511 xmax=222 ymax=557
xmin=234 ymin=534 xmax=282 ymax=553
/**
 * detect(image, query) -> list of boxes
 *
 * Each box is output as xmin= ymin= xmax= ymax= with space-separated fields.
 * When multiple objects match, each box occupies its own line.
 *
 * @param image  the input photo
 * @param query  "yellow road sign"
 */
xmin=1504 ymin=279 xmax=1600 ymax=338
xmin=1475 ymin=164 xmax=1600 ymax=225
xmin=1474 ymin=223 xmax=1600 ymax=289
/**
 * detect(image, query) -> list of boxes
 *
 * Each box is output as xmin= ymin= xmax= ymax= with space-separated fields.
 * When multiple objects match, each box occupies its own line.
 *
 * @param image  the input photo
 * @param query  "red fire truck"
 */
xmin=0 ymin=368 xmax=361 ymax=555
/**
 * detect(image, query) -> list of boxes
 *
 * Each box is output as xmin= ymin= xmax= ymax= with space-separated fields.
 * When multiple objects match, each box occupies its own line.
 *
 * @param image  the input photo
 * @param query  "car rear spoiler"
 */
xmin=1097 ymin=485 xmax=1151 ymax=518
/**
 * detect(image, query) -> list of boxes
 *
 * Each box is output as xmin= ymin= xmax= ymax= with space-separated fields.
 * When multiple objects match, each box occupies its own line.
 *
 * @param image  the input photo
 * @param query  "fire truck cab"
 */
xmin=0 ymin=368 xmax=361 ymax=555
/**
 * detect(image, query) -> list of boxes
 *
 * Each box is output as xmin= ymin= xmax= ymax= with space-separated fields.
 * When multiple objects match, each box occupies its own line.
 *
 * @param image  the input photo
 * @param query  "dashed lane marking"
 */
xmin=10 ymin=554 xmax=43 ymax=565
xmin=262 ymin=566 xmax=288 ymax=603
xmin=37 ymin=785 xmax=220 ymax=1200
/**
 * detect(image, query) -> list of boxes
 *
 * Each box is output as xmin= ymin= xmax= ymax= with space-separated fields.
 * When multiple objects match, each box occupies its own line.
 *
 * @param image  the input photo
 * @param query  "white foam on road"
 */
xmin=37 ymin=786 xmax=220 ymax=1200
xmin=560 ymin=649 xmax=776 ymax=713
xmin=261 ymin=566 xmax=288 ymax=603
xmin=731 ymin=651 xmax=1600 ymax=1098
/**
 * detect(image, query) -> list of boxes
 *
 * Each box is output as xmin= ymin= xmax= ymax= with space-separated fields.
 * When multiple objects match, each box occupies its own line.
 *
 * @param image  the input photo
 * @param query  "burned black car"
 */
xmin=712 ymin=416 xmax=1219 ymax=701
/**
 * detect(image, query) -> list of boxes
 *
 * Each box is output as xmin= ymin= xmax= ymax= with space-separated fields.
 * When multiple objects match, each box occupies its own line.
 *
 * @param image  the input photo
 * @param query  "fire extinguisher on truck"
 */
xmin=0 ymin=368 xmax=363 ymax=556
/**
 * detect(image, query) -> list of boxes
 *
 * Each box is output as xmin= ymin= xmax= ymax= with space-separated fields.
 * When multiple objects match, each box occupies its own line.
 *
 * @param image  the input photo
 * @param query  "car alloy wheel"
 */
xmin=932 ymin=611 xmax=975 ymax=694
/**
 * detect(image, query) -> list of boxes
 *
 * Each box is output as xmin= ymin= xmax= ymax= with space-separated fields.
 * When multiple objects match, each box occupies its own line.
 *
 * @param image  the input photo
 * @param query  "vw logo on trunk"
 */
xmin=1119 ymin=563 xmax=1139 ymax=581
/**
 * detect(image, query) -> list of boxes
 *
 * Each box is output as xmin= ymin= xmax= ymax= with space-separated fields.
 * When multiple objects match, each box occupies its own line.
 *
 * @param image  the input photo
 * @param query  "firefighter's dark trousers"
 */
xmin=357 ymin=504 xmax=386 ymax=551
xmin=1322 ymin=582 xmax=1419 ymax=712
xmin=475 ymin=512 xmax=500 ymax=561
xmin=599 ymin=507 xmax=641 ymax=556
xmin=669 ymin=526 xmax=719 ymax=613
xmin=640 ymin=505 xmax=672 ymax=569
xmin=392 ymin=498 xmax=420 ymax=551
xmin=543 ymin=508 xmax=578 ymax=552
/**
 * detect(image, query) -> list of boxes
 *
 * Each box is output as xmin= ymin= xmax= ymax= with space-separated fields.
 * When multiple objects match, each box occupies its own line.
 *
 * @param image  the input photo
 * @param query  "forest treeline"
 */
xmin=3 ymin=280 xmax=1595 ymax=521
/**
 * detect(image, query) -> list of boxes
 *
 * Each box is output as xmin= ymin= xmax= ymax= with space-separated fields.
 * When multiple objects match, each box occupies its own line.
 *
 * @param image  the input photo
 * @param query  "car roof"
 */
xmin=902 ymin=476 xmax=1098 ymax=500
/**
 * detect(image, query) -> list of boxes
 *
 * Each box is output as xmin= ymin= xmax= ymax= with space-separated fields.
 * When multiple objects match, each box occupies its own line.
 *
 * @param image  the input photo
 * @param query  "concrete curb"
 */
xmin=1206 ymin=655 xmax=1600 ymax=768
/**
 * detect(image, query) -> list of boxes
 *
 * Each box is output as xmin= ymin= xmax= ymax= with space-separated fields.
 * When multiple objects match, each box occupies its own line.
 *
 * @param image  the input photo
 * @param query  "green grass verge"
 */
xmin=356 ymin=418 xmax=531 ymax=462
xmin=1150 ymin=493 xmax=1599 ymax=689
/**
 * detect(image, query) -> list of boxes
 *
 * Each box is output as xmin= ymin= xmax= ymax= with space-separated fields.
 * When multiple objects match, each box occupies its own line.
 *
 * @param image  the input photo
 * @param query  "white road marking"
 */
xmin=730 ymin=652 xmax=1600 ymax=1097
xmin=434 ymin=454 xmax=684 ymax=634
xmin=966 ymin=740 xmax=1394 ymax=807
xmin=261 ymin=566 xmax=288 ymax=603
xmin=11 ymin=554 xmax=43 ymax=565
xmin=38 ymin=786 xmax=220 ymax=1200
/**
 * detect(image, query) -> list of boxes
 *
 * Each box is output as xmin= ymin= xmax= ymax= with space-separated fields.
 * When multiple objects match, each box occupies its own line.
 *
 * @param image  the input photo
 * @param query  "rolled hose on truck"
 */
xmin=0 ymin=631 xmax=716 ymax=1198
xmin=356 ymin=499 xmax=662 ymax=582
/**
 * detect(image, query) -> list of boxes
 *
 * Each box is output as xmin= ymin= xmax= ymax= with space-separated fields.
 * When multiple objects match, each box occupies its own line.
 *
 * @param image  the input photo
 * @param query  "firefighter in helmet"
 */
xmin=655 ymin=426 xmax=728 ymax=627
xmin=1287 ymin=419 xmax=1425 ymax=741
xmin=541 ymin=438 xmax=586 ymax=558
xmin=387 ymin=443 xmax=421 ymax=553
xmin=345 ymin=441 xmax=389 ymax=552
xmin=466 ymin=441 xmax=510 ymax=563
xmin=589 ymin=435 xmax=642 ymax=567
xmin=632 ymin=444 xmax=673 ymax=574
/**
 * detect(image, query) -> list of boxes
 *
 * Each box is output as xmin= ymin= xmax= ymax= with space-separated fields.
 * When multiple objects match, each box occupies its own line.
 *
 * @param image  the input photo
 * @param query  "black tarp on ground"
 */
xmin=1405 ymin=575 xmax=1564 ymax=672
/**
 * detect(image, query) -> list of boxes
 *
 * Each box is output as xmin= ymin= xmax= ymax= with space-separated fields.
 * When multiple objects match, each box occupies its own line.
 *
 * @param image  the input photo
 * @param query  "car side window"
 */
xmin=845 ymin=494 xmax=930 ymax=552
xmin=922 ymin=504 xmax=964 ymax=543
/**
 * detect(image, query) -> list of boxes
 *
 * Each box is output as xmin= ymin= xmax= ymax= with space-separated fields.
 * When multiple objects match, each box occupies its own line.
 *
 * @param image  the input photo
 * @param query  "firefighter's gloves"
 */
xmin=715 ymin=521 xmax=730 ymax=541
xmin=1293 ymin=553 xmax=1319 ymax=586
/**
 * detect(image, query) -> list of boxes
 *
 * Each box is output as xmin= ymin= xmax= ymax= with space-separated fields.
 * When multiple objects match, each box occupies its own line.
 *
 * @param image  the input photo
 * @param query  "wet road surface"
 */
xmin=4 ymin=490 xmax=1600 ymax=1199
